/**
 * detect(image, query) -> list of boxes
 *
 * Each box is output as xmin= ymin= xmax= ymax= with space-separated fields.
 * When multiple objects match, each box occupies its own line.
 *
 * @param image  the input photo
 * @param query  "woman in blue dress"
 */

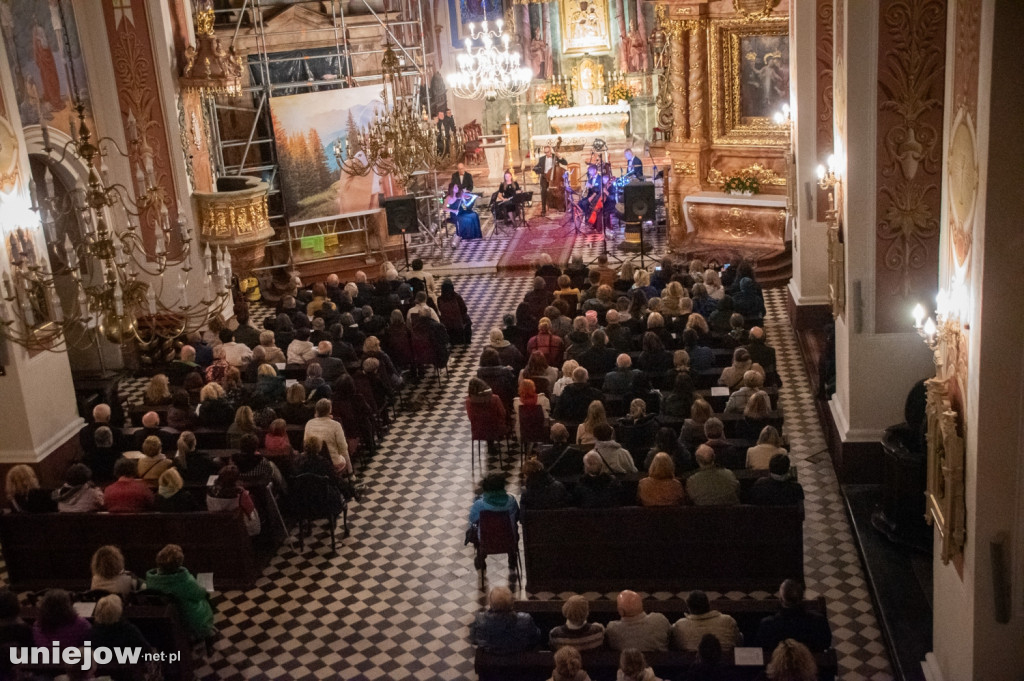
xmin=447 ymin=184 xmax=483 ymax=240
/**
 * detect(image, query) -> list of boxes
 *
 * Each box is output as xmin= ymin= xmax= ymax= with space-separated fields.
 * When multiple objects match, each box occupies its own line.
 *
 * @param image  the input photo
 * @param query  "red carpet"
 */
xmin=497 ymin=216 xmax=577 ymax=271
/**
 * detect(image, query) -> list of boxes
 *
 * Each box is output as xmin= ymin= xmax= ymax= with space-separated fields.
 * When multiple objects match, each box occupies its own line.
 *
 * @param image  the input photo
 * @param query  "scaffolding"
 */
xmin=207 ymin=0 xmax=445 ymax=277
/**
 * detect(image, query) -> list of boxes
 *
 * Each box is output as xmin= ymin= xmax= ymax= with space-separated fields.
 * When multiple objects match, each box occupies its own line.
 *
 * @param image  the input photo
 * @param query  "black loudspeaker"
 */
xmin=622 ymin=182 xmax=656 ymax=223
xmin=383 ymin=195 xmax=418 ymax=236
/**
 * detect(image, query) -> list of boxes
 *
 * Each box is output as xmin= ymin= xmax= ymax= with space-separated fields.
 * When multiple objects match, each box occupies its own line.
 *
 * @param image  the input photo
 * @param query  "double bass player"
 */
xmin=532 ymin=144 xmax=568 ymax=217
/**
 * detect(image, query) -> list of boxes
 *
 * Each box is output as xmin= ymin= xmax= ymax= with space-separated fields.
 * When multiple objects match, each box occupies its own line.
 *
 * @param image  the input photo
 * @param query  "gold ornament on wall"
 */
xmin=732 ymin=0 xmax=782 ymax=22
xmin=707 ymin=162 xmax=785 ymax=187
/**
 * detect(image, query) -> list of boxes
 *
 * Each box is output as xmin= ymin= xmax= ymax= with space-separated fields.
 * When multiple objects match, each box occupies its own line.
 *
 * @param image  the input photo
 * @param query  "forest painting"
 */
xmin=270 ymin=85 xmax=396 ymax=221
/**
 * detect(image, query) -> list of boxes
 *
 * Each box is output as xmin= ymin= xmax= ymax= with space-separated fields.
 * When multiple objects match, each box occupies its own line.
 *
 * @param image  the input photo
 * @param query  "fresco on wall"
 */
xmin=0 ymin=0 xmax=91 ymax=134
xmin=739 ymin=35 xmax=790 ymax=119
xmin=270 ymin=85 xmax=399 ymax=220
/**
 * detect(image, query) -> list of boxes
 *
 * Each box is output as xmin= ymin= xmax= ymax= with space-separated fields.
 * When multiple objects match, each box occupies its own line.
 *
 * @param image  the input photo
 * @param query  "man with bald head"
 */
xmin=605 ymin=590 xmax=670 ymax=652
xmin=685 ymin=445 xmax=740 ymax=506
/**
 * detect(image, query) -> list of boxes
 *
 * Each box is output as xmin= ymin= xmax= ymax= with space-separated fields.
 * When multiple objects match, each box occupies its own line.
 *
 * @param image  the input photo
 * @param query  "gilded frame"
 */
xmin=924 ymin=374 xmax=966 ymax=565
xmin=708 ymin=16 xmax=790 ymax=146
xmin=558 ymin=0 xmax=612 ymax=56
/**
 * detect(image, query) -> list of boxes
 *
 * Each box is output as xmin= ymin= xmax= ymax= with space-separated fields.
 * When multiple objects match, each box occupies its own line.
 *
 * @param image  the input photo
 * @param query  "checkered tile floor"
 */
xmin=60 ymin=271 xmax=891 ymax=680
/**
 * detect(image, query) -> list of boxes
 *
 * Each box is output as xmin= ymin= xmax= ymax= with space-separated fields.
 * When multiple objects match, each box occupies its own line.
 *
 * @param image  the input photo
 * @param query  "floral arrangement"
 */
xmin=543 ymin=88 xmax=569 ymax=108
xmin=721 ymin=174 xmax=761 ymax=195
xmin=608 ymin=82 xmax=638 ymax=104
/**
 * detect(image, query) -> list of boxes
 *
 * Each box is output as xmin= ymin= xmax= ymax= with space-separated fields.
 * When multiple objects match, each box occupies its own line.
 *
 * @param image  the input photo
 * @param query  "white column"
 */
xmin=787 ymin=0 xmax=829 ymax=307
xmin=0 ymin=33 xmax=83 ymax=463
xmin=829 ymin=0 xmax=934 ymax=449
xmin=929 ymin=2 xmax=1024 ymax=680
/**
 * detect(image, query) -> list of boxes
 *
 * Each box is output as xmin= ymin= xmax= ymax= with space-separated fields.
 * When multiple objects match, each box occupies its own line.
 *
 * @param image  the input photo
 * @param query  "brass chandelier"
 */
xmin=0 ymin=102 xmax=231 ymax=352
xmin=340 ymin=43 xmax=462 ymax=186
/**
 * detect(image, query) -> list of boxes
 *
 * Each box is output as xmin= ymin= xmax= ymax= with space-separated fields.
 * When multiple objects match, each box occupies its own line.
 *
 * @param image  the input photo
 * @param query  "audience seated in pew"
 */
xmin=749 ymin=455 xmax=805 ymax=507
xmin=520 ymin=459 xmax=569 ymax=511
xmin=145 ymin=543 xmax=216 ymax=643
xmin=719 ymin=348 xmax=765 ymax=390
xmin=671 ymin=590 xmax=740 ymax=654
xmin=747 ymin=426 xmax=788 ymax=470
xmin=174 ymin=431 xmax=220 ymax=485
xmin=637 ymin=453 xmax=685 ymax=507
xmin=686 ymin=445 xmax=740 ymax=506
xmin=470 ymin=587 xmax=541 ymax=655
xmin=105 ymin=457 xmax=155 ymax=513
xmin=603 ymin=354 xmax=641 ymax=396
xmin=90 ymin=544 xmax=145 ymax=597
xmin=572 ymin=452 xmax=623 ymax=508
xmin=32 ymin=589 xmax=91 ymax=648
xmin=724 ymin=369 xmax=765 ymax=414
xmin=5 ymin=465 xmax=56 ymax=513
xmin=588 ymin=423 xmax=636 ymax=474
xmin=556 ymin=368 xmax=603 ymax=424
xmin=54 ymin=463 xmax=105 ymax=513
xmin=207 ymin=464 xmax=261 ymax=536
xmin=549 ymin=645 xmax=592 ymax=681
xmin=138 ymin=435 xmax=175 ymax=488
xmin=549 ymin=595 xmax=605 ymax=652
xmin=155 ymin=468 xmax=201 ymax=512
xmin=606 ymin=591 xmax=670 ymax=652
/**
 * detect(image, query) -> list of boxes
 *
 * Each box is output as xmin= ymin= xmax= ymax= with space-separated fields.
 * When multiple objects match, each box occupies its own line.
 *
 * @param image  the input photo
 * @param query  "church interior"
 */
xmin=0 ymin=0 xmax=1020 ymax=679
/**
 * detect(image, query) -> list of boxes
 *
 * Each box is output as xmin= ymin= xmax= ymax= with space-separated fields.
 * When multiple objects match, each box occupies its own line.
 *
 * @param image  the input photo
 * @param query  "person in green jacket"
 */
xmin=144 ymin=544 xmax=215 ymax=640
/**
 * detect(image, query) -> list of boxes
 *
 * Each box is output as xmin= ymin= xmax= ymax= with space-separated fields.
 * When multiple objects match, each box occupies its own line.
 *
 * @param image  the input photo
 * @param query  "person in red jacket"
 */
xmin=104 ymin=458 xmax=155 ymax=513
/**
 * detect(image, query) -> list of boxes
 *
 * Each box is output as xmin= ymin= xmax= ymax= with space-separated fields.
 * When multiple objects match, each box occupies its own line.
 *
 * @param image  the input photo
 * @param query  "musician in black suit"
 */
xmin=624 ymin=148 xmax=644 ymax=181
xmin=532 ymin=145 xmax=567 ymax=216
xmin=450 ymin=163 xmax=474 ymax=193
xmin=444 ymin=108 xmax=457 ymax=137
xmin=578 ymin=164 xmax=601 ymax=215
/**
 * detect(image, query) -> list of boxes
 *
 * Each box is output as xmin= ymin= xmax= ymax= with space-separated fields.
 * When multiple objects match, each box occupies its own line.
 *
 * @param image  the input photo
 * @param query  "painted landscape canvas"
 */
xmin=270 ymin=85 xmax=399 ymax=221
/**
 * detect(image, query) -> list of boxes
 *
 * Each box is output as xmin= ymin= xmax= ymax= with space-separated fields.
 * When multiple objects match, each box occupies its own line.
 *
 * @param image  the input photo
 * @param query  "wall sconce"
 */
xmin=816 ymin=154 xmax=839 ymax=193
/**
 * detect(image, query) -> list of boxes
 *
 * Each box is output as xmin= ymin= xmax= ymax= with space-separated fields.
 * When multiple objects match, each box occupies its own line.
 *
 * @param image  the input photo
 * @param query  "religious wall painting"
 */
xmin=269 ymin=85 xmax=399 ymax=222
xmin=0 ymin=0 xmax=92 ymax=136
xmin=708 ymin=17 xmax=790 ymax=147
xmin=0 ymin=113 xmax=20 ymax=193
xmin=447 ymin=0 xmax=505 ymax=47
xmin=738 ymin=35 xmax=789 ymax=119
xmin=559 ymin=0 xmax=612 ymax=55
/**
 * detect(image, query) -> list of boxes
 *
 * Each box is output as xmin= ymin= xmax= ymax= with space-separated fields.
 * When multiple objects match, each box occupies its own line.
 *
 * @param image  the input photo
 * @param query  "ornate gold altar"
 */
xmin=655 ymin=2 xmax=790 ymax=258
xmin=683 ymin=190 xmax=787 ymax=260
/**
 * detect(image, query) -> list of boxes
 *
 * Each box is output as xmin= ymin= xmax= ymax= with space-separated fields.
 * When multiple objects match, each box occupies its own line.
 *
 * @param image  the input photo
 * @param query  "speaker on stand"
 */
xmin=621 ymin=182 xmax=656 ymax=269
xmin=382 ymin=194 xmax=418 ymax=272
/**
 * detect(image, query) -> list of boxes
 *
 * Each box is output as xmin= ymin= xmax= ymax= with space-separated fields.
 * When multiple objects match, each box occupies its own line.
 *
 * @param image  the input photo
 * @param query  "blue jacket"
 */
xmin=469 ymin=611 xmax=541 ymax=654
xmin=468 ymin=490 xmax=520 ymax=539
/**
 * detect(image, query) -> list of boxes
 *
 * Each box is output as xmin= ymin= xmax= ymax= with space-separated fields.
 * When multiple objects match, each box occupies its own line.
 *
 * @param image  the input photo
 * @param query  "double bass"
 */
xmin=587 ymin=169 xmax=612 ymax=226
xmin=545 ymin=136 xmax=566 ymax=208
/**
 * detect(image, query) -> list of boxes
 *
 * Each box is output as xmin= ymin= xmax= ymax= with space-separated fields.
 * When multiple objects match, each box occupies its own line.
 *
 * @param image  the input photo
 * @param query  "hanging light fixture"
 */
xmin=0 ymin=102 xmax=231 ymax=352
xmin=446 ymin=20 xmax=532 ymax=101
xmin=340 ymin=42 xmax=462 ymax=185
xmin=180 ymin=0 xmax=243 ymax=96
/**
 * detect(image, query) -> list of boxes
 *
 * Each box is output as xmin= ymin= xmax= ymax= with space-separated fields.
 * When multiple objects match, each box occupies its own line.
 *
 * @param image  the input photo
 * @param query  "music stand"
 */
xmin=586 ymin=202 xmax=624 ymax=267
xmin=513 ymin=191 xmax=533 ymax=230
xmin=561 ymin=173 xmax=585 ymax=235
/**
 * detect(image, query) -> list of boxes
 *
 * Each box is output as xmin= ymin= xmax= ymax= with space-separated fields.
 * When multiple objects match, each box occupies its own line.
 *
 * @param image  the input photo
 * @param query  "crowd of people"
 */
xmin=2 ymin=263 xmax=480 ymax=671
xmin=471 ymin=583 xmax=831 ymax=681
xmin=467 ymin=255 xmax=799 ymax=512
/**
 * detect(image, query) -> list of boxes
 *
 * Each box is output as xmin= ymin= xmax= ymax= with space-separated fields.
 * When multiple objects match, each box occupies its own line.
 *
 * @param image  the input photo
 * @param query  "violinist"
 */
xmin=579 ymin=164 xmax=601 ymax=215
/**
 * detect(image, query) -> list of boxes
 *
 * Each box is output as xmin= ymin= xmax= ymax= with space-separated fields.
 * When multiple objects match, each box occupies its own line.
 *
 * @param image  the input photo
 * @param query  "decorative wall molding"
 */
xmin=874 ymin=0 xmax=946 ymax=332
xmin=102 ymin=0 xmax=181 ymax=257
xmin=815 ymin=0 xmax=834 ymax=222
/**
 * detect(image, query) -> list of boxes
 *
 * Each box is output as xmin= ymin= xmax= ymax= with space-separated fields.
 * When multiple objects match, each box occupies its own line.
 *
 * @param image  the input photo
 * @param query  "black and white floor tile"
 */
xmin=70 ymin=247 xmax=891 ymax=679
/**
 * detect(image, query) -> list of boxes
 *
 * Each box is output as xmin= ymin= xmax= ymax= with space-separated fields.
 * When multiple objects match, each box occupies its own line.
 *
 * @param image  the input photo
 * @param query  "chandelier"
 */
xmin=0 ymin=102 xmax=230 ymax=352
xmin=340 ymin=43 xmax=462 ymax=185
xmin=180 ymin=0 xmax=243 ymax=96
xmin=446 ymin=20 xmax=532 ymax=101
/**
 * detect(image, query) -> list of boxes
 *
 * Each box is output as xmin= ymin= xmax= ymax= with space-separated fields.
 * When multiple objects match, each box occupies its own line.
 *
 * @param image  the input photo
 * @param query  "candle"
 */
xmin=912 ymin=304 xmax=925 ymax=328
xmin=146 ymin=286 xmax=157 ymax=315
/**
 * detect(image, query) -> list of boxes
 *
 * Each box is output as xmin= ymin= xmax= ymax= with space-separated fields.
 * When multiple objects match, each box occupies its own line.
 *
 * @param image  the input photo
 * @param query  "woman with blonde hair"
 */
xmin=739 ymin=390 xmax=774 ymax=441
xmin=576 ymin=400 xmax=608 ymax=446
xmin=196 ymin=381 xmax=234 ymax=427
xmin=553 ymin=359 xmax=579 ymax=397
xmin=227 ymin=405 xmax=258 ymax=449
xmin=685 ymin=312 xmax=710 ymax=338
xmin=766 ymin=639 xmax=818 ymax=681
xmin=258 ymin=330 xmax=286 ymax=364
xmin=154 ymin=468 xmax=199 ymax=512
xmin=174 ymin=431 xmax=218 ymax=484
xmin=704 ymin=269 xmax=725 ymax=300
xmin=747 ymin=425 xmax=788 ymax=469
xmin=614 ymin=262 xmax=635 ymax=293
xmin=138 ymin=436 xmax=174 ymax=488
xmin=637 ymin=452 xmax=685 ymax=507
xmin=280 ymin=382 xmax=313 ymax=424
xmin=660 ymin=281 xmax=686 ymax=316
xmin=548 ymin=646 xmax=592 ymax=681
xmin=90 ymin=545 xmax=144 ymax=597
xmin=143 ymin=374 xmax=172 ymax=406
xmin=5 ymin=464 xmax=55 ymax=513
